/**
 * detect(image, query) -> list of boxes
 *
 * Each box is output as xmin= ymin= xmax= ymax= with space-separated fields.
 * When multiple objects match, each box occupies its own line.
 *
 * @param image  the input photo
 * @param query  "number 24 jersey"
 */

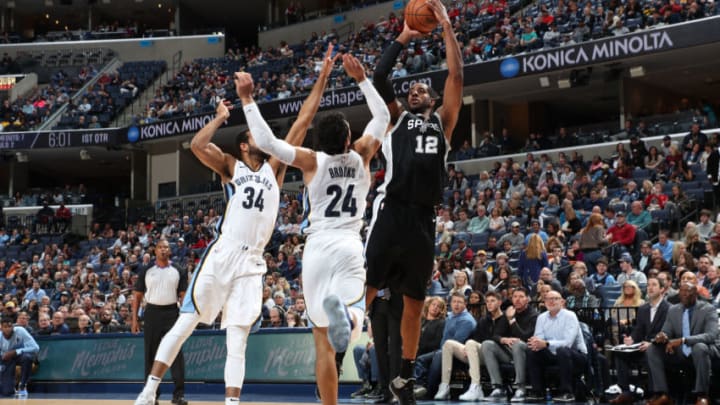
xmin=304 ymin=150 xmax=369 ymax=235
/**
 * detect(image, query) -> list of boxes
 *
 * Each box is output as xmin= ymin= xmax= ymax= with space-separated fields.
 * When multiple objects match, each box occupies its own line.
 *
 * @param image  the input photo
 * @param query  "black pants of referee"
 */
xmin=144 ymin=303 xmax=185 ymax=399
xmin=369 ymin=289 xmax=403 ymax=392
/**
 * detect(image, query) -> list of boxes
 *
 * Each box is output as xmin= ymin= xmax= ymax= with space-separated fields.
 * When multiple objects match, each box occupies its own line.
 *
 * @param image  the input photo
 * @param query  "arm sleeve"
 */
xmin=452 ymin=318 xmax=477 ymax=343
xmin=358 ymin=79 xmax=390 ymax=141
xmin=687 ymin=305 xmax=719 ymax=345
xmin=372 ymin=41 xmax=404 ymax=103
xmin=17 ymin=328 xmax=39 ymax=355
xmin=243 ymin=103 xmax=297 ymax=165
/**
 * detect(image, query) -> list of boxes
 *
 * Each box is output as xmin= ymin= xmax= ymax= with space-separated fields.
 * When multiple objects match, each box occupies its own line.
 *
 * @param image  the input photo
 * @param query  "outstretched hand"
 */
xmin=215 ymin=99 xmax=232 ymax=121
xmin=318 ymin=43 xmax=341 ymax=78
xmin=342 ymin=53 xmax=366 ymax=83
xmin=426 ymin=0 xmax=451 ymax=25
xmin=234 ymin=72 xmax=255 ymax=102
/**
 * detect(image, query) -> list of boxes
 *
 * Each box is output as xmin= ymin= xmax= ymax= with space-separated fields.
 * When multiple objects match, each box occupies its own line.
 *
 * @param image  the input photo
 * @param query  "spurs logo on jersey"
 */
xmin=218 ymin=160 xmax=279 ymax=248
xmin=379 ymin=111 xmax=449 ymax=207
xmin=305 ymin=151 xmax=369 ymax=235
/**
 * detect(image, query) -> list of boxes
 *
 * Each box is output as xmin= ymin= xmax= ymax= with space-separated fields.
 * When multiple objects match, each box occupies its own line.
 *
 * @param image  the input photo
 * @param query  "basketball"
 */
xmin=404 ymin=0 xmax=438 ymax=34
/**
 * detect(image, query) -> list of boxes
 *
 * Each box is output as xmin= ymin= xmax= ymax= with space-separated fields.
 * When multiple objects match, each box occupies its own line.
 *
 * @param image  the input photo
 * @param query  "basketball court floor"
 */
xmin=0 ymin=392 xmax=609 ymax=404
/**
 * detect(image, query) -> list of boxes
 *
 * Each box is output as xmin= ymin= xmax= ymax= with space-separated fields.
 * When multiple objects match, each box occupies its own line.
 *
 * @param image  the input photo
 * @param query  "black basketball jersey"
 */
xmin=378 ymin=110 xmax=448 ymax=207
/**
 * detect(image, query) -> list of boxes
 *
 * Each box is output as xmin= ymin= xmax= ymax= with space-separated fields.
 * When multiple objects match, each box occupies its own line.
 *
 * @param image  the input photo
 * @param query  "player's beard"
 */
xmin=408 ymin=98 xmax=433 ymax=115
xmin=250 ymin=145 xmax=270 ymax=161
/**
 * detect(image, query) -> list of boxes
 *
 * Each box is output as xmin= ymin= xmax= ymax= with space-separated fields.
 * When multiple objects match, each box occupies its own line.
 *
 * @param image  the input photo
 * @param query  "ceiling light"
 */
xmin=557 ymin=79 xmax=571 ymax=89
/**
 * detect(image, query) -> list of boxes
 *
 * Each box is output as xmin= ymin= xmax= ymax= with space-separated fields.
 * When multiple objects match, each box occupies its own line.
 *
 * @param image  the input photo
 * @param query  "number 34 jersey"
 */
xmin=220 ymin=160 xmax=280 ymax=248
xmin=377 ymin=110 xmax=449 ymax=208
xmin=304 ymin=150 xmax=369 ymax=235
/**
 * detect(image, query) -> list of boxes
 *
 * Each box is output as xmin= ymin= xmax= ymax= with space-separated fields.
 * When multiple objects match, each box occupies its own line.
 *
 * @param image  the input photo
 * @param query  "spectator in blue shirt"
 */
xmin=590 ymin=256 xmax=617 ymax=286
xmin=0 ymin=316 xmax=39 ymax=397
xmin=652 ymin=230 xmax=675 ymax=262
xmin=23 ymin=280 xmax=46 ymax=307
xmin=49 ymin=311 xmax=69 ymax=335
xmin=414 ymin=293 xmax=476 ymax=397
xmin=526 ymin=290 xmax=587 ymax=402
xmin=0 ymin=228 xmax=9 ymax=247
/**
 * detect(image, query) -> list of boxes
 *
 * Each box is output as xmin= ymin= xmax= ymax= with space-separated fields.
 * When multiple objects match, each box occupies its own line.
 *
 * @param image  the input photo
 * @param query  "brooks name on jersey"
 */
xmin=328 ymin=166 xmax=357 ymax=179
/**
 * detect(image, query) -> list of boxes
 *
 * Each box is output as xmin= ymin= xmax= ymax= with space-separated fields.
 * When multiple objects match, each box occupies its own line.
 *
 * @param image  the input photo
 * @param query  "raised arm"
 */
xmin=269 ymin=45 xmax=339 ymax=183
xmin=234 ymin=72 xmax=317 ymax=174
xmin=372 ymin=22 xmax=423 ymax=123
xmin=343 ymin=54 xmax=390 ymax=166
xmin=189 ymin=102 xmax=236 ymax=181
xmin=428 ymin=0 xmax=464 ymax=142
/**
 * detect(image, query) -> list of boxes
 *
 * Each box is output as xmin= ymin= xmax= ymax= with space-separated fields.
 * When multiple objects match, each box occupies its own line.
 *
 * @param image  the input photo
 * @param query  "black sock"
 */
xmin=399 ymin=358 xmax=415 ymax=380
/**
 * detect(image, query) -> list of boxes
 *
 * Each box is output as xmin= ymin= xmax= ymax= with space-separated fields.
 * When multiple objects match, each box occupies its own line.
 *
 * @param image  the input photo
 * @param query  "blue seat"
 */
xmin=597 ymin=284 xmax=622 ymax=307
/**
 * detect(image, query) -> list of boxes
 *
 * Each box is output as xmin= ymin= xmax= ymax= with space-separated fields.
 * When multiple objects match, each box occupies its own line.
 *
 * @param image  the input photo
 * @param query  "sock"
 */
xmin=225 ymin=397 xmax=240 ymax=404
xmin=399 ymin=358 xmax=415 ymax=380
xmin=335 ymin=351 xmax=345 ymax=376
xmin=144 ymin=375 xmax=161 ymax=394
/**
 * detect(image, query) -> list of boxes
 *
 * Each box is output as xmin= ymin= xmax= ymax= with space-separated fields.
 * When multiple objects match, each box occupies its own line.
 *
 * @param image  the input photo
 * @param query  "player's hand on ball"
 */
xmin=342 ymin=53 xmax=366 ymax=83
xmin=426 ymin=0 xmax=450 ymax=25
xmin=234 ymin=72 xmax=255 ymax=99
xmin=401 ymin=20 xmax=424 ymax=40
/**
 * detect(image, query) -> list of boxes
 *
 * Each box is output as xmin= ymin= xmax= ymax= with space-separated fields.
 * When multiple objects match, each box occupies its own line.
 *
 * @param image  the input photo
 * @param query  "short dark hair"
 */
xmin=485 ymin=291 xmax=501 ymax=301
xmin=1 ymin=316 xmax=13 ymax=325
xmin=513 ymin=287 xmax=530 ymax=297
xmin=235 ymin=131 xmax=250 ymax=148
xmin=315 ymin=112 xmax=349 ymax=155
xmin=450 ymin=292 xmax=467 ymax=302
xmin=648 ymin=276 xmax=664 ymax=289
xmin=411 ymin=82 xmax=439 ymax=100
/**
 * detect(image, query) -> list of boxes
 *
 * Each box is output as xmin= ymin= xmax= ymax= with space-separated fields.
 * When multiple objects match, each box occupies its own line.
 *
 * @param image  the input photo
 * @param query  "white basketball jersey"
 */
xmin=304 ymin=151 xmax=369 ymax=235
xmin=218 ymin=160 xmax=279 ymax=248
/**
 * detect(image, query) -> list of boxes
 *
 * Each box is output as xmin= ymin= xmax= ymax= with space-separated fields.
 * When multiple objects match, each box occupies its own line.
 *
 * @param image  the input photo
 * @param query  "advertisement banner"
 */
xmin=33 ymin=330 xmax=364 ymax=382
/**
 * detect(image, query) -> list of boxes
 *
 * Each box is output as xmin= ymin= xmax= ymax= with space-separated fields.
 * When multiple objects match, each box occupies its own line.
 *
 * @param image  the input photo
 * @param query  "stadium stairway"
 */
xmin=112 ymin=64 xmax=172 ymax=128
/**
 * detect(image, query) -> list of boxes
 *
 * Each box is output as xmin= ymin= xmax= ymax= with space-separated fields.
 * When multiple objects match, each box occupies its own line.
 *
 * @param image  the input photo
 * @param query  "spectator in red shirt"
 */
xmin=606 ymin=211 xmax=637 ymax=250
xmin=644 ymin=182 xmax=669 ymax=210
xmin=55 ymin=203 xmax=72 ymax=232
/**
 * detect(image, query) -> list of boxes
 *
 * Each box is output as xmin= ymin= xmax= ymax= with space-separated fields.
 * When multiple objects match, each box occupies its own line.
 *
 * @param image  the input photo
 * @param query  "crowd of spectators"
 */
xmin=0 ymin=126 xmax=718 ymax=337
xmin=127 ymin=0 xmax=717 ymax=127
xmin=1 ymin=20 xmax=173 ymax=44
xmin=0 ymin=63 xmax=99 ymax=132
xmin=452 ymin=103 xmax=718 ymax=160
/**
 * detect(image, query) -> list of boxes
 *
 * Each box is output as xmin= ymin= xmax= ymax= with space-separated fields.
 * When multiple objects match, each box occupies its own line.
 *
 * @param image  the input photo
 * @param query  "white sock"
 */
xmin=225 ymin=397 xmax=240 ymax=404
xmin=144 ymin=375 xmax=161 ymax=394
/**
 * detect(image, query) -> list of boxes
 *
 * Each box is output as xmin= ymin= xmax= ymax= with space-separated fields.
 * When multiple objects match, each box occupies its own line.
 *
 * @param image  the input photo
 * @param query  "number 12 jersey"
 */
xmin=377 ymin=110 xmax=449 ymax=208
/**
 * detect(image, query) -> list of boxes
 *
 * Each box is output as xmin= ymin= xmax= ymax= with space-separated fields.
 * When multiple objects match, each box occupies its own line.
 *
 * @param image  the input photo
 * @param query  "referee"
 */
xmin=132 ymin=239 xmax=188 ymax=405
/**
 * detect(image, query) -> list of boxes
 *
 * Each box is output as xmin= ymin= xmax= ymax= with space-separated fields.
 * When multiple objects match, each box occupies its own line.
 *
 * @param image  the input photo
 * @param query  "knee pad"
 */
xmin=225 ymin=325 xmax=250 ymax=389
xmin=156 ymin=313 xmax=199 ymax=365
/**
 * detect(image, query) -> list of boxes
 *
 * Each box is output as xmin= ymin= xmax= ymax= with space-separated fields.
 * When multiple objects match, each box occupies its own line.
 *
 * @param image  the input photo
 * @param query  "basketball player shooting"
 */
xmin=235 ymin=52 xmax=390 ymax=405
xmin=134 ymin=45 xmax=338 ymax=405
xmin=364 ymin=0 xmax=464 ymax=404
